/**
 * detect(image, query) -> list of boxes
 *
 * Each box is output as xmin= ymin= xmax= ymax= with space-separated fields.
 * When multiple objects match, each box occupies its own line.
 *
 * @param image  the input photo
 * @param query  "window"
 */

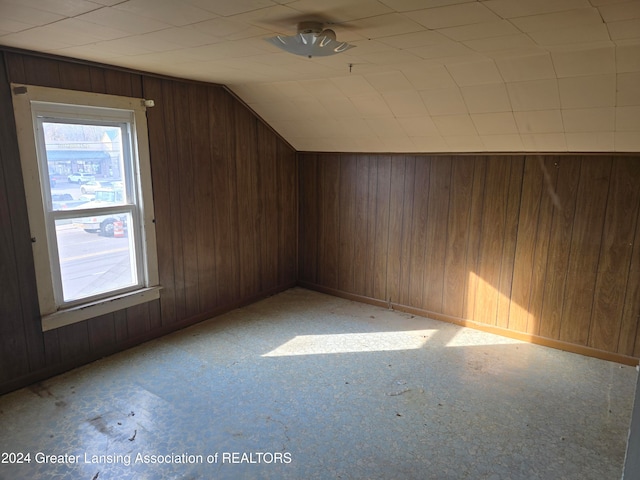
xmin=12 ymin=84 xmax=160 ymax=331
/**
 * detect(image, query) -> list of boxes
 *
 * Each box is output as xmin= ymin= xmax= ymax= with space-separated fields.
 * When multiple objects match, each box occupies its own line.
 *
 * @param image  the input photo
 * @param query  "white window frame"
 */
xmin=11 ymin=84 xmax=160 ymax=332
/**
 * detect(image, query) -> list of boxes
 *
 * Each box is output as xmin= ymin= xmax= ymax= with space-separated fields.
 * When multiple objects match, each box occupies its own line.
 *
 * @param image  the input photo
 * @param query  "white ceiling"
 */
xmin=1 ymin=0 xmax=639 ymax=153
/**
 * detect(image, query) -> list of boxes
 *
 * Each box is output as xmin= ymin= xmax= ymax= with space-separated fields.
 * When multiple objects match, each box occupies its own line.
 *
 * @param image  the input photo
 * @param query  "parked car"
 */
xmin=80 ymin=181 xmax=113 ymax=194
xmin=67 ymin=172 xmax=95 ymax=184
xmin=51 ymin=193 xmax=91 ymax=210
xmin=74 ymin=188 xmax=127 ymax=237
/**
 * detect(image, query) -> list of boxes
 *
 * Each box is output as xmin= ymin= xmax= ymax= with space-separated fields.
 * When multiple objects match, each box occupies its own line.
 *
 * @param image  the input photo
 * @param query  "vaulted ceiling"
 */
xmin=1 ymin=0 xmax=639 ymax=153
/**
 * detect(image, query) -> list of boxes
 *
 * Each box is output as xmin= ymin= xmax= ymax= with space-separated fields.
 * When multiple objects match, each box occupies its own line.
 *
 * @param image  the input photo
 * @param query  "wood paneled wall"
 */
xmin=0 ymin=50 xmax=297 ymax=394
xmin=298 ymin=153 xmax=640 ymax=361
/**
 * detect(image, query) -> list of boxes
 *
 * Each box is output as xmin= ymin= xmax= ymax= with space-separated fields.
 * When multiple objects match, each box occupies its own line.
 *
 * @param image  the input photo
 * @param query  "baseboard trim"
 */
xmin=298 ymin=281 xmax=640 ymax=367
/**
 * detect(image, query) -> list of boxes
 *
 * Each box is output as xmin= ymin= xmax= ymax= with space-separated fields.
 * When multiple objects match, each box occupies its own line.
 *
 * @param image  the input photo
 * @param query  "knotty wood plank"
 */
xmin=279 ymin=142 xmax=297 ymax=285
xmin=559 ymin=157 xmax=612 ymax=346
xmin=89 ymin=67 xmax=107 ymax=94
xmin=87 ymin=313 xmax=116 ymax=351
xmin=408 ymin=157 xmax=431 ymax=308
xmin=125 ymin=303 xmax=151 ymax=339
xmin=589 ymin=158 xmax=640 ymax=351
xmin=422 ymin=156 xmax=451 ymax=313
xmin=442 ymin=156 xmax=474 ymax=318
xmin=257 ymin=122 xmax=279 ymax=291
xmin=338 ymin=155 xmax=357 ymax=293
xmin=22 ymin=55 xmax=62 ymax=87
xmin=4 ymin=52 xmax=26 ymax=84
xmin=58 ymin=322 xmax=90 ymax=363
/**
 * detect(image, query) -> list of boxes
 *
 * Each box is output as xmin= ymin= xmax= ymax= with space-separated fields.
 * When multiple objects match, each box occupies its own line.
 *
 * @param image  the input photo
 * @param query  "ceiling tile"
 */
xmin=608 ymin=19 xmax=640 ymax=41
xmin=615 ymin=132 xmax=640 ymax=151
xmin=382 ymin=90 xmax=429 ymax=116
xmin=562 ymin=107 xmax=615 ymax=132
xmin=617 ymin=72 xmax=640 ymax=105
xmin=397 ymin=116 xmax=440 ymax=136
xmin=380 ymin=0 xmax=473 ymax=11
xmin=616 ymin=106 xmax=640 ymax=131
xmin=6 ymin=0 xmax=100 ymax=17
xmin=483 ymin=0 xmax=591 ymax=18
xmin=366 ymin=117 xmax=409 ymax=138
xmin=143 ymin=26 xmax=220 ymax=47
xmin=378 ymin=30 xmax=451 ymax=49
xmin=114 ymin=0 xmax=218 ymax=26
xmin=284 ymin=0 xmax=393 ymax=22
xmin=528 ymin=24 xmax=611 ymax=46
xmin=349 ymin=94 xmax=395 ymax=116
xmin=0 ymin=2 xmax=65 ymax=26
xmin=557 ymin=74 xmax=616 ymax=108
xmin=359 ymin=50 xmax=422 ymax=65
xmin=616 ymin=42 xmax=640 ymax=72
xmin=437 ymin=20 xmax=519 ymax=41
xmin=513 ymin=110 xmax=564 ymax=133
xmin=192 ymin=17 xmax=271 ymax=40
xmin=464 ymin=34 xmax=537 ymax=53
xmin=318 ymin=97 xmax=362 ymax=118
xmin=1 ymin=28 xmax=77 ymax=51
xmin=347 ymin=13 xmax=425 ymax=38
xmin=0 ymin=18 xmax=32 ymax=33
xmin=410 ymin=135 xmax=448 ymax=151
xmin=551 ymin=45 xmax=616 ymax=77
xmin=330 ymin=75 xmax=377 ymax=96
xmin=508 ymin=7 xmax=603 ymax=32
xmin=565 ymin=132 xmax=615 ymax=150
xmin=461 ymin=83 xmax=512 ymax=113
xmin=420 ymin=87 xmax=468 ymax=115
xmin=77 ymin=8 xmax=172 ymax=35
xmin=521 ymin=133 xmax=568 ymax=151
xmin=471 ymin=112 xmax=518 ymax=134
xmin=495 ymin=53 xmax=556 ymax=82
xmin=481 ymin=134 xmax=524 ymax=151
xmin=410 ymin=3 xmax=501 ymax=29
xmin=187 ymin=0 xmax=276 ymax=17
xmin=443 ymin=135 xmax=484 ymax=151
xmin=506 ymin=79 xmax=561 ymax=111
xmin=433 ymin=114 xmax=477 ymax=135
xmin=598 ymin=1 xmax=640 ymax=22
xmin=408 ymin=42 xmax=475 ymax=60
xmin=446 ymin=60 xmax=503 ymax=86
xmin=27 ymin=17 xmax=129 ymax=44
xmin=401 ymin=64 xmax=457 ymax=89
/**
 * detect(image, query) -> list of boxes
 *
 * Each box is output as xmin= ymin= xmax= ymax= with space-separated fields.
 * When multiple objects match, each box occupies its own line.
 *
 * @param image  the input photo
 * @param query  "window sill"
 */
xmin=41 ymin=286 xmax=162 ymax=332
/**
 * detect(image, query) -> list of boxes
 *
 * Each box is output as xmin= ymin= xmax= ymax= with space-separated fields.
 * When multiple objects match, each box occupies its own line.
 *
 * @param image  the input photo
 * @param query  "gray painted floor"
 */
xmin=0 ymin=288 xmax=637 ymax=480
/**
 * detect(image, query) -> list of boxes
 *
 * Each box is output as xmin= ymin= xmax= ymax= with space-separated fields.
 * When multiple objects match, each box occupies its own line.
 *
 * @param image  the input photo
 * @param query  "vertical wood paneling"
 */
xmin=338 ymin=155 xmax=357 ymax=293
xmin=1 ymin=50 xmax=297 ymax=394
xmin=353 ymin=156 xmax=370 ymax=296
xmin=408 ymin=158 xmax=431 ymax=307
xmin=298 ymin=153 xmax=640 ymax=359
xmin=538 ymin=157 xmax=581 ymax=340
xmin=318 ymin=155 xmax=340 ymax=289
xmin=559 ymin=158 xmax=612 ymax=345
xmin=442 ymin=156 xmax=473 ymax=318
xmin=589 ymin=159 xmax=640 ymax=351
xmin=386 ymin=157 xmax=406 ymax=304
xmin=422 ymin=156 xmax=451 ymax=312
xmin=298 ymin=156 xmax=317 ymax=283
xmin=398 ymin=157 xmax=416 ymax=306
xmin=509 ymin=157 xmax=544 ymax=333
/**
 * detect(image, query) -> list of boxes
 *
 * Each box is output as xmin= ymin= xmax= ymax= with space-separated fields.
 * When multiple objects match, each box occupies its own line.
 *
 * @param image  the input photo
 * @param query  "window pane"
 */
xmin=55 ymin=213 xmax=138 ymax=302
xmin=42 ymin=122 xmax=127 ymax=211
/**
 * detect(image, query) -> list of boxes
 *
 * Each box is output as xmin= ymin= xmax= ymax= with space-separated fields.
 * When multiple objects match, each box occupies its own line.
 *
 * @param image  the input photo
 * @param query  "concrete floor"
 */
xmin=0 ymin=288 xmax=637 ymax=480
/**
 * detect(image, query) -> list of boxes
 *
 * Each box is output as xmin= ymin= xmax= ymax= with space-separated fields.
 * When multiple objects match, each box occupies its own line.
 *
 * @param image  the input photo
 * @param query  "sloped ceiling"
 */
xmin=1 ymin=0 xmax=639 ymax=153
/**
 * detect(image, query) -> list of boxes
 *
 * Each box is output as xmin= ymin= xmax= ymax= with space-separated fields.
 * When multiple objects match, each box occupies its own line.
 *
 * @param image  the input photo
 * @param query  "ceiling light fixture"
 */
xmin=265 ymin=22 xmax=355 ymax=58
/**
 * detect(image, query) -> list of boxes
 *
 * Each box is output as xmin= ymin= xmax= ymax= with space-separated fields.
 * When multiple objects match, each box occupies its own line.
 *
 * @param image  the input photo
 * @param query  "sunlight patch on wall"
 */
xmin=262 ymin=330 xmax=436 ymax=357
